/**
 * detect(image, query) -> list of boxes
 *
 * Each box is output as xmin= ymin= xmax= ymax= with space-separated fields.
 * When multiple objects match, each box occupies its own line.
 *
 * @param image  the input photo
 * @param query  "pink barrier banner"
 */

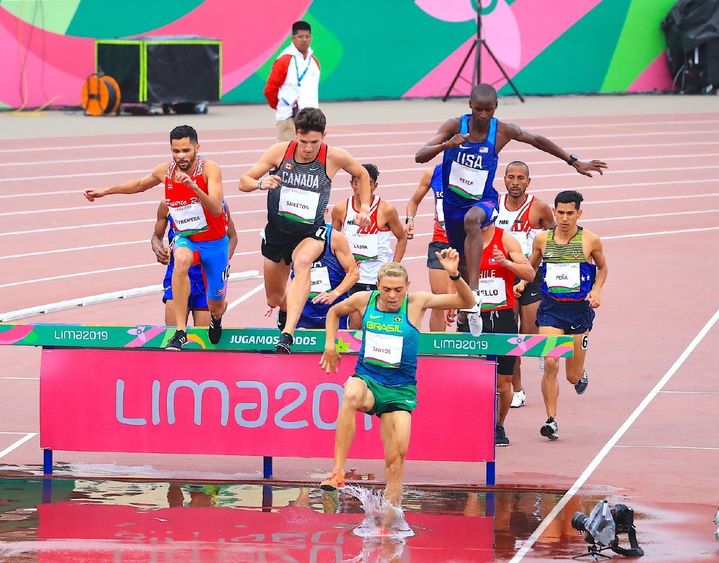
xmin=40 ymin=349 xmax=495 ymax=462
xmin=37 ymin=501 xmax=495 ymax=561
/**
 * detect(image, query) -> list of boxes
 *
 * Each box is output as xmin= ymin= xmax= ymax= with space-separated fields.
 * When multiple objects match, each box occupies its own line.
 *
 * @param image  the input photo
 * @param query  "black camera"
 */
xmin=571 ymin=500 xmax=644 ymax=559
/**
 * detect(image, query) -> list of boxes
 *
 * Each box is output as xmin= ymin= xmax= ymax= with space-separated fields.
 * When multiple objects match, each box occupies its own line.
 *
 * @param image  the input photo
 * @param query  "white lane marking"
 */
xmin=510 ymin=308 xmax=719 ymax=562
xmin=227 ymin=282 xmax=266 ymax=312
xmin=615 ymin=445 xmax=719 ymax=451
xmin=0 ymin=433 xmax=37 ymax=459
xmin=5 ymin=208 xmax=719 ymax=261
xmin=1 ymin=118 xmax=718 ymax=153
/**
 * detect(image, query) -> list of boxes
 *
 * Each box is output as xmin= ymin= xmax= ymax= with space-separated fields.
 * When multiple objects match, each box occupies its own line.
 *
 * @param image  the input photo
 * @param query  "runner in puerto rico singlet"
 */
xmin=343 ymin=194 xmax=393 ymax=285
xmin=441 ymin=114 xmax=500 ymax=252
xmin=165 ymin=157 xmax=229 ymax=301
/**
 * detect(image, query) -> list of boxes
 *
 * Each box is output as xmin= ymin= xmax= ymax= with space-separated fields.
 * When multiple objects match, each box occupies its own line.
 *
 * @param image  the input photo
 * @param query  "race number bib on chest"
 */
xmin=309 ymin=266 xmax=331 ymax=294
xmin=479 ymin=276 xmax=506 ymax=307
xmin=545 ymin=263 xmax=581 ymax=292
xmin=364 ymin=331 xmax=403 ymax=368
xmin=435 ymin=198 xmax=445 ymax=226
xmin=448 ymin=161 xmax=488 ymax=200
xmin=346 ymin=227 xmax=379 ymax=261
xmin=168 ymin=202 xmax=208 ymax=234
xmin=278 ymin=187 xmax=320 ymax=224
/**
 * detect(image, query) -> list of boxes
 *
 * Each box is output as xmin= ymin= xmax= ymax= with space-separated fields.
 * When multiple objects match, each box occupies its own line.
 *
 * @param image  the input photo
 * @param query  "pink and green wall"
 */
xmin=0 ymin=0 xmax=676 ymax=109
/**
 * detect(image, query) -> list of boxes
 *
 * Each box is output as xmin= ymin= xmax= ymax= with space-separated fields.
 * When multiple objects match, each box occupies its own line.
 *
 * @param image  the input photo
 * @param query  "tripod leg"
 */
xmin=480 ymin=40 xmax=525 ymax=103
xmin=443 ymin=40 xmax=477 ymax=102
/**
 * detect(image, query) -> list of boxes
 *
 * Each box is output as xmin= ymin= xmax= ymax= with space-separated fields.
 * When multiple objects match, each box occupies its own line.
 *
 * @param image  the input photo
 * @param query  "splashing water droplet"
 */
xmin=343 ymin=485 xmax=414 ymax=539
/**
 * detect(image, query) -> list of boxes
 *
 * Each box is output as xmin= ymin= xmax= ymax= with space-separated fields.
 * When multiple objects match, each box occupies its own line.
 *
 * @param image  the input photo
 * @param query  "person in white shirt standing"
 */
xmin=264 ymin=21 xmax=321 ymax=142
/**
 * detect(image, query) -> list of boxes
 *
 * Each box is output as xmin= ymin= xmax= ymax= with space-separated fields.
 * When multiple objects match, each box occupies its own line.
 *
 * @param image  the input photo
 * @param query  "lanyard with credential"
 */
xmin=293 ymin=54 xmax=312 ymax=86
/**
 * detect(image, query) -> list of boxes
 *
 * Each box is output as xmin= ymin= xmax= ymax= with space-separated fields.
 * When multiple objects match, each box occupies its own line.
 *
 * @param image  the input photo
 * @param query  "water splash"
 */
xmin=343 ymin=485 xmax=414 ymax=539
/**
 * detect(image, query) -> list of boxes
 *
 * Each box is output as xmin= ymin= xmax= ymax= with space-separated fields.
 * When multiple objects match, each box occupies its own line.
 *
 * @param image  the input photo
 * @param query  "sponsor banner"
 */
xmin=1 ymin=323 xmax=573 ymax=357
xmin=38 ymin=501 xmax=494 ymax=562
xmin=40 ymin=349 xmax=496 ymax=462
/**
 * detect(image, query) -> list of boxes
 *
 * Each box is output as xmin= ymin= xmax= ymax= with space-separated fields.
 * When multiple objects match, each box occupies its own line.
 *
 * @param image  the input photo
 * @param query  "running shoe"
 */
xmin=495 ymin=425 xmax=510 ymax=447
xmin=208 ymin=314 xmax=223 ymax=345
xmin=540 ymin=417 xmax=559 ymax=441
xmin=277 ymin=309 xmax=287 ymax=331
xmin=320 ymin=471 xmax=345 ymax=491
xmin=574 ymin=370 xmax=589 ymax=395
xmin=165 ymin=329 xmax=187 ymax=351
xmin=275 ymin=332 xmax=294 ymax=354
xmin=511 ymin=390 xmax=526 ymax=408
xmin=465 ymin=291 xmax=483 ymax=336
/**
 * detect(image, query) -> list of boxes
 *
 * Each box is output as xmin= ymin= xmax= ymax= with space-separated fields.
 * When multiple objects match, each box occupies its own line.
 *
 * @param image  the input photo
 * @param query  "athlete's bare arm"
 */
xmin=175 ymin=159 xmax=223 ymax=217
xmin=408 ymin=248 xmax=475 ymax=325
xmin=533 ymin=199 xmax=557 ymax=230
xmin=331 ymin=200 xmax=347 ymax=231
xmin=381 ymin=202 xmax=407 ymax=262
xmin=405 ymin=169 xmax=432 ymax=240
xmin=320 ymin=291 xmax=373 ymax=373
xmin=226 ymin=206 xmax=239 ymax=258
xmin=238 ymin=143 xmax=286 ymax=192
xmin=312 ymin=230 xmax=359 ymax=305
xmin=328 ymin=148 xmax=371 ymax=228
xmin=585 ymin=230 xmax=608 ymax=308
xmin=415 ymin=118 xmax=466 ymax=163
xmin=496 ymin=233 xmax=535 ymax=282
xmin=497 ymin=122 xmax=607 ymax=177
xmin=84 ymin=163 xmax=165 ymax=201
xmin=528 ymin=231 xmax=547 ymax=270
xmin=150 ymin=200 xmax=170 ymax=265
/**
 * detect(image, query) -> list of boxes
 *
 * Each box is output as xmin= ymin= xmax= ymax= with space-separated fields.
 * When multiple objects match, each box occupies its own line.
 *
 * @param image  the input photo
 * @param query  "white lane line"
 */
xmin=2 ymin=177 xmax=716 ymax=221
xmin=0 ymin=377 xmax=39 ymax=381
xmin=227 ymin=282 xmax=266 ymax=312
xmin=4 ymin=209 xmax=719 ymax=262
xmin=659 ymin=390 xmax=719 ymax=394
xmin=0 ymin=433 xmax=36 ymax=459
xmin=2 ymin=226 xmax=718 ymax=288
xmin=615 ymin=445 xmax=719 ymax=451
xmin=0 ymin=431 xmax=36 ymax=434
xmin=1 ymin=119 xmax=718 ymax=153
xmin=3 ymin=152 xmax=719 ymax=183
xmin=3 ymin=138 xmax=719 ymax=169
xmin=510 ymin=308 xmax=719 ymax=562
xmin=3 ymin=184 xmax=719 ymax=222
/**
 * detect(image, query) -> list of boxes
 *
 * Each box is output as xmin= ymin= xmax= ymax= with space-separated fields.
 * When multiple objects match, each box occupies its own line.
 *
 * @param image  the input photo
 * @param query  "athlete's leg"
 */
xmin=190 ymin=309 xmax=210 ymax=326
xmin=428 ymin=268 xmax=451 ymax=331
xmin=497 ymin=374 xmax=513 ymax=427
xmin=206 ymin=298 xmax=227 ymax=324
xmin=284 ymin=237 xmax=325 ymax=337
xmin=462 ymin=206 xmax=488 ymax=290
xmin=164 ymin=300 xmax=176 ymax=326
xmin=326 ymin=377 xmax=375 ymax=484
xmin=380 ymin=410 xmax=412 ymax=507
xmin=538 ymin=325 xmax=564 ymax=418
xmin=263 ymin=258 xmax=291 ymax=309
xmin=171 ymin=247 xmax=193 ymax=332
xmin=566 ymin=332 xmax=589 ymax=385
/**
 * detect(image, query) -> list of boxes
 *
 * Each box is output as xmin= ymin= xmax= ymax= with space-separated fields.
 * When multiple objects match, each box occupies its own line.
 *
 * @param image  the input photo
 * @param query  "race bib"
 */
xmin=278 ymin=187 xmax=320 ymax=224
xmin=435 ymin=198 xmax=445 ymax=227
xmin=448 ymin=161 xmax=488 ymax=200
xmin=346 ymin=226 xmax=379 ymax=261
xmin=545 ymin=263 xmax=581 ymax=293
xmin=309 ymin=265 xmax=331 ymax=295
xmin=364 ymin=331 xmax=403 ymax=368
xmin=168 ymin=202 xmax=208 ymax=234
xmin=479 ymin=276 xmax=507 ymax=308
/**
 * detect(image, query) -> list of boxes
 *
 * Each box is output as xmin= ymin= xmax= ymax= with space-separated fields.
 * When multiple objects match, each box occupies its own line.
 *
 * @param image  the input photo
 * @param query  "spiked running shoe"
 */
xmin=208 ymin=314 xmax=223 ymax=345
xmin=275 ymin=332 xmax=294 ymax=354
xmin=495 ymin=425 xmax=510 ymax=447
xmin=165 ymin=330 xmax=187 ymax=351
xmin=574 ymin=370 xmax=589 ymax=395
xmin=277 ymin=309 xmax=287 ymax=331
xmin=540 ymin=417 xmax=559 ymax=441
xmin=511 ymin=390 xmax=526 ymax=408
xmin=320 ymin=471 xmax=346 ymax=492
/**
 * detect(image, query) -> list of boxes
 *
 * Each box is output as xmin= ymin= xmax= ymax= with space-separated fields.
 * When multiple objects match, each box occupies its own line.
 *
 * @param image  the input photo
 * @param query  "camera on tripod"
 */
xmin=571 ymin=500 xmax=644 ymax=559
